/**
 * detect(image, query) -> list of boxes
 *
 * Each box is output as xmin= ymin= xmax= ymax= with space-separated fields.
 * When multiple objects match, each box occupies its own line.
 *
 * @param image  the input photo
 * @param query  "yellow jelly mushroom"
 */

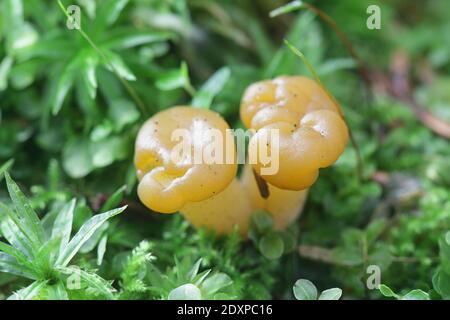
xmin=135 ymin=106 xmax=237 ymax=213
xmin=241 ymin=164 xmax=308 ymax=230
xmin=241 ymin=76 xmax=349 ymax=190
xmin=181 ymin=178 xmax=254 ymax=235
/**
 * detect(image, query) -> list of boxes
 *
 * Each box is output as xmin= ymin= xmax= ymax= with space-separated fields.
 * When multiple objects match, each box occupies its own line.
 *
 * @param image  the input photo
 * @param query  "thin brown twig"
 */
xmin=383 ymin=51 xmax=450 ymax=140
xmin=396 ymin=96 xmax=450 ymax=139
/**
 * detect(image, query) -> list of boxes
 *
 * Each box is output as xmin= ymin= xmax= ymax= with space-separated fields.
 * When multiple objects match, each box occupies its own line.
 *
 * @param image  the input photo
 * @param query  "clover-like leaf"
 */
xmin=168 ymin=283 xmax=202 ymax=300
xmin=318 ymin=288 xmax=343 ymax=300
xmin=293 ymin=279 xmax=318 ymax=300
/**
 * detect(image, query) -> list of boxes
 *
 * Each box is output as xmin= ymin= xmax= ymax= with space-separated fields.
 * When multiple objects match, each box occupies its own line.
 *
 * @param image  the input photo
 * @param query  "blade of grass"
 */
xmin=0 ymin=241 xmax=37 ymax=277
xmin=270 ymin=1 xmax=370 ymax=87
xmin=0 ymin=215 xmax=35 ymax=258
xmin=4 ymin=173 xmax=45 ymax=246
xmin=56 ymin=206 xmax=127 ymax=267
xmin=51 ymin=199 xmax=75 ymax=257
xmin=0 ymin=159 xmax=14 ymax=181
xmin=100 ymin=185 xmax=126 ymax=212
xmin=0 ymin=202 xmax=40 ymax=253
xmin=97 ymin=234 xmax=108 ymax=266
xmin=7 ymin=280 xmax=48 ymax=300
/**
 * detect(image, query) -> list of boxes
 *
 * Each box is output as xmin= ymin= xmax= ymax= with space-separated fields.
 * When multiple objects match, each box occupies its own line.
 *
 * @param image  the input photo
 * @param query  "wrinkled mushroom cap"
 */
xmin=241 ymin=76 xmax=349 ymax=190
xmin=135 ymin=106 xmax=237 ymax=213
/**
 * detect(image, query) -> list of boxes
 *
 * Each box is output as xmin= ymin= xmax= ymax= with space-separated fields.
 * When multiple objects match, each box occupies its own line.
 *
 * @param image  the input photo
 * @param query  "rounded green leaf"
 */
xmin=168 ymin=284 xmax=202 ymax=300
xmin=259 ymin=232 xmax=284 ymax=260
xmin=251 ymin=210 xmax=273 ymax=233
xmin=401 ymin=289 xmax=430 ymax=300
xmin=62 ymin=139 xmax=94 ymax=178
xmin=293 ymin=279 xmax=317 ymax=300
xmin=318 ymin=288 xmax=343 ymax=300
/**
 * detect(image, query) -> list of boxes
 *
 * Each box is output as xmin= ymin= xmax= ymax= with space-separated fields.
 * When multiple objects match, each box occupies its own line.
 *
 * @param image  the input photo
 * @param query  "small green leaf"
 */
xmin=432 ymin=269 xmax=450 ymax=299
xmin=191 ymin=67 xmax=231 ymax=109
xmin=44 ymin=281 xmax=69 ymax=300
xmin=259 ymin=232 xmax=284 ymax=260
xmin=96 ymin=0 xmax=129 ymax=27
xmin=0 ymin=252 xmax=37 ymax=279
xmin=269 ymin=1 xmax=303 ymax=18
xmin=193 ymin=269 xmax=212 ymax=287
xmin=4 ymin=173 xmax=45 ymax=246
xmin=47 ymin=159 xmax=61 ymax=192
xmin=108 ymin=99 xmax=139 ymax=131
xmin=0 ymin=215 xmax=34 ymax=259
xmin=379 ymin=284 xmax=399 ymax=299
xmin=79 ymin=223 xmax=109 ymax=254
xmin=187 ymin=258 xmax=203 ymax=281
xmin=62 ymin=138 xmax=94 ymax=178
xmin=103 ymin=50 xmax=136 ymax=81
xmin=401 ymin=289 xmax=430 ymax=300
xmin=331 ymin=247 xmax=364 ymax=266
xmin=100 ymin=185 xmax=127 ymax=212
xmin=51 ymin=65 xmax=75 ymax=115
xmin=90 ymin=136 xmax=128 ymax=168
xmin=317 ymin=58 xmax=356 ymax=76
xmin=168 ymin=283 xmax=202 ymax=300
xmin=56 ymin=206 xmax=126 ymax=267
xmin=0 ymin=241 xmax=36 ymax=276
xmin=7 ymin=280 xmax=47 ymax=300
xmin=365 ymin=219 xmax=386 ymax=244
xmin=201 ymin=273 xmax=233 ymax=296
xmin=8 ymin=23 xmax=38 ymax=54
xmin=0 ymin=159 xmax=14 ymax=181
xmin=102 ymin=30 xmax=174 ymax=50
xmin=97 ymin=235 xmax=108 ymax=266
xmin=34 ymin=236 xmax=62 ymax=273
xmin=318 ymin=288 xmax=343 ymax=300
xmin=156 ymin=61 xmax=195 ymax=95
xmin=90 ymin=121 xmax=113 ymax=142
xmin=57 ymin=266 xmax=115 ymax=299
xmin=90 ymin=138 xmax=118 ymax=168
xmin=80 ymin=53 xmax=98 ymax=99
xmin=0 ymin=56 xmax=13 ymax=91
xmin=280 ymin=227 xmax=297 ymax=253
xmin=293 ymin=279 xmax=318 ymax=300
xmin=156 ymin=67 xmax=186 ymax=91
xmin=3 ymin=0 xmax=24 ymax=32
xmin=251 ymin=210 xmax=274 ymax=234
xmin=51 ymin=199 xmax=75 ymax=257
xmin=439 ymin=236 xmax=450 ymax=271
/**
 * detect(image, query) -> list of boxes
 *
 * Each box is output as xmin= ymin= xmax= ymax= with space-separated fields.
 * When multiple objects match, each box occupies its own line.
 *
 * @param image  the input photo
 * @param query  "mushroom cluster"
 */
xmin=135 ymin=76 xmax=349 ymax=235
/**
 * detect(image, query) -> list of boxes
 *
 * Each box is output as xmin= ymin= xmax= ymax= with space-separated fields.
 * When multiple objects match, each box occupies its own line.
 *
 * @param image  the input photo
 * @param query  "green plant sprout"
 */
xmin=293 ymin=279 xmax=343 ymax=300
xmin=0 ymin=173 xmax=126 ymax=300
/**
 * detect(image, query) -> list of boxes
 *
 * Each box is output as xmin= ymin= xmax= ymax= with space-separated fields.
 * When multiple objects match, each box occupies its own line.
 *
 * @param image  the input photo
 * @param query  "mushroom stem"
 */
xmin=242 ymin=164 xmax=308 ymax=230
xmin=182 ymin=164 xmax=309 ymax=235
xmin=181 ymin=178 xmax=254 ymax=235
